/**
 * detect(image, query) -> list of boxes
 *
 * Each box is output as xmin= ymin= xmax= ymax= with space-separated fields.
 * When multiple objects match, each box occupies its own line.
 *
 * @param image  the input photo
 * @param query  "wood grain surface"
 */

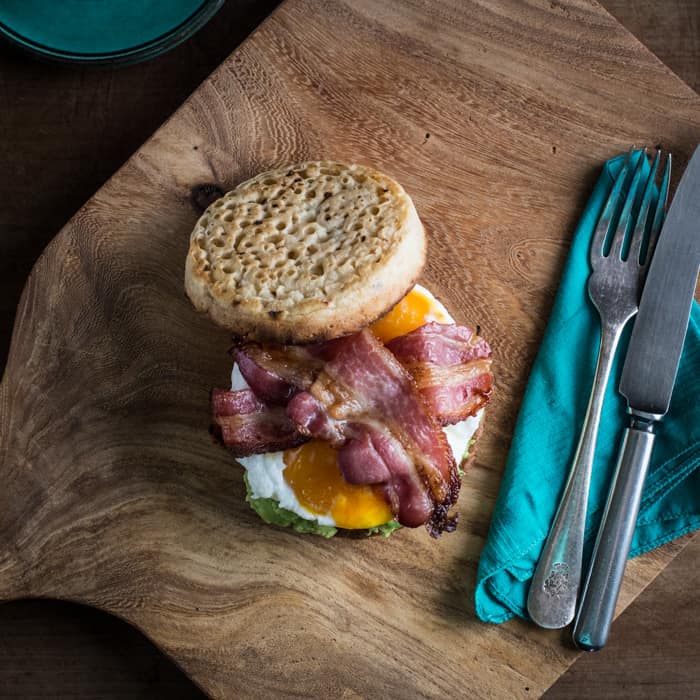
xmin=1 ymin=0 xmax=699 ymax=697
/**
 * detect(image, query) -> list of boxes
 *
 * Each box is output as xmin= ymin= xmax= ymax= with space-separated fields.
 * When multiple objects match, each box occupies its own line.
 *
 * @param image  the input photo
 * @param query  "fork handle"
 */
xmin=573 ymin=416 xmax=656 ymax=651
xmin=527 ymin=322 xmax=622 ymax=629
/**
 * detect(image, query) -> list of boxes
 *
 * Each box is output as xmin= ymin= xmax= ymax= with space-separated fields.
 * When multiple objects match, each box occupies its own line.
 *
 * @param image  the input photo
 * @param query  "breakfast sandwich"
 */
xmin=185 ymin=161 xmax=493 ymax=537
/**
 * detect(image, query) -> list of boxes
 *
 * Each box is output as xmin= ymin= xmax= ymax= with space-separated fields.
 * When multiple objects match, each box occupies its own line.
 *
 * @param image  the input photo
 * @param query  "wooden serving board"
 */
xmin=1 ymin=1 xmax=698 ymax=697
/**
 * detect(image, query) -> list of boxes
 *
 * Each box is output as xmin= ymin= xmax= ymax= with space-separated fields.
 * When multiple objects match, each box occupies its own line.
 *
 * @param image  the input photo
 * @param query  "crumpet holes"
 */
xmin=188 ymin=162 xmax=416 ymax=329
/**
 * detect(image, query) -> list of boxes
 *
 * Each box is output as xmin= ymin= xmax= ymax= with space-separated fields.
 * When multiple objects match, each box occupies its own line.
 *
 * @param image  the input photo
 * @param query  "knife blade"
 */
xmin=573 ymin=144 xmax=700 ymax=651
xmin=619 ymin=145 xmax=700 ymax=415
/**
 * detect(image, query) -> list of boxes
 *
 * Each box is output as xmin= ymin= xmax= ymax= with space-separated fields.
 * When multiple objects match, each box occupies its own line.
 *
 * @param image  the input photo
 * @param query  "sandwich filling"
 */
xmin=214 ymin=285 xmax=492 ymax=536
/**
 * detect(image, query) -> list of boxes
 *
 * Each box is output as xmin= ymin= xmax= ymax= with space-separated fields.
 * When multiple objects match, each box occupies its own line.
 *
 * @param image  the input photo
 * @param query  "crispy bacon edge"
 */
xmin=210 ymin=388 xmax=308 ymax=457
xmin=386 ymin=321 xmax=493 ymax=425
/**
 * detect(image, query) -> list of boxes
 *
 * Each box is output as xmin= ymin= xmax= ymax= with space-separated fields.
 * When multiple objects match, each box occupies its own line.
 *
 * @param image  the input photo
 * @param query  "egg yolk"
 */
xmin=370 ymin=286 xmax=451 ymax=343
xmin=283 ymin=440 xmax=393 ymax=528
xmin=282 ymin=285 xmax=450 ymax=529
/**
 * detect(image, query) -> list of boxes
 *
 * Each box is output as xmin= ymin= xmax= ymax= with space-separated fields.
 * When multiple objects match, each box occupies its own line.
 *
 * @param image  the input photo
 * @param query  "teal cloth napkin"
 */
xmin=475 ymin=152 xmax=700 ymax=623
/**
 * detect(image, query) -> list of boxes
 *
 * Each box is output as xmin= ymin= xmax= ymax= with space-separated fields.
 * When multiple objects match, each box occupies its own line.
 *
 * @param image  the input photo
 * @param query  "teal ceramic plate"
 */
xmin=0 ymin=0 xmax=225 ymax=65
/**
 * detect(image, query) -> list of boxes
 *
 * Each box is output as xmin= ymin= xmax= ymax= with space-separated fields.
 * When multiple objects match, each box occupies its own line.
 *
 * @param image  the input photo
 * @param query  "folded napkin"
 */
xmin=475 ymin=152 xmax=700 ymax=623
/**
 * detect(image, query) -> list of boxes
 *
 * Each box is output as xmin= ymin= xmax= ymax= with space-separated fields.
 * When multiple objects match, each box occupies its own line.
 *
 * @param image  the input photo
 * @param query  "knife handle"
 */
xmin=572 ymin=415 xmax=656 ymax=651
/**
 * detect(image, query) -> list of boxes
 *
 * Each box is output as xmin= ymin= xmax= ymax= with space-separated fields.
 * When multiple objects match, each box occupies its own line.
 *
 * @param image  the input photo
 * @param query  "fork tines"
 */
xmin=591 ymin=148 xmax=672 ymax=269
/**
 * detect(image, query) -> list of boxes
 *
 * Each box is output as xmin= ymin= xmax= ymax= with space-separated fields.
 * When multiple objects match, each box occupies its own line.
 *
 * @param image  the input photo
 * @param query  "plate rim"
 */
xmin=0 ymin=0 xmax=225 ymax=66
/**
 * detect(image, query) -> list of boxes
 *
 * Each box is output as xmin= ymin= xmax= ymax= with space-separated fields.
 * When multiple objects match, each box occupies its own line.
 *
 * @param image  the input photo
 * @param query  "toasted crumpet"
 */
xmin=185 ymin=161 xmax=426 ymax=343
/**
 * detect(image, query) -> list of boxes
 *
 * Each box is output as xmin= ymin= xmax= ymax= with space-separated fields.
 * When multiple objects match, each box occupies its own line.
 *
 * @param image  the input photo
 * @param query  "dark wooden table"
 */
xmin=1 ymin=1 xmax=698 ymax=697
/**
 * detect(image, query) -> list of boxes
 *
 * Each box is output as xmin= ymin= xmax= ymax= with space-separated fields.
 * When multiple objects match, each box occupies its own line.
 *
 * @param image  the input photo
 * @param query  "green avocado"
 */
xmin=243 ymin=473 xmax=401 ymax=538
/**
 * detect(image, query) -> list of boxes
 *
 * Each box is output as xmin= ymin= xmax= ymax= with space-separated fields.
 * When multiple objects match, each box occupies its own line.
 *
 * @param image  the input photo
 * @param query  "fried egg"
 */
xmin=236 ymin=285 xmax=483 ymax=530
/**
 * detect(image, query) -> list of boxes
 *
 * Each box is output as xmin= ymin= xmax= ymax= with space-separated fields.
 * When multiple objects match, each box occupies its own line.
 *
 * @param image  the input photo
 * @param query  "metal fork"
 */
xmin=527 ymin=148 xmax=671 ymax=629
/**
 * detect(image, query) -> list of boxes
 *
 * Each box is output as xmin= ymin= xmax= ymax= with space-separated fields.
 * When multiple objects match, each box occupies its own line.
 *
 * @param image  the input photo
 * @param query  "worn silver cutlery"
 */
xmin=574 ymin=144 xmax=700 ymax=650
xmin=527 ymin=148 xmax=671 ymax=629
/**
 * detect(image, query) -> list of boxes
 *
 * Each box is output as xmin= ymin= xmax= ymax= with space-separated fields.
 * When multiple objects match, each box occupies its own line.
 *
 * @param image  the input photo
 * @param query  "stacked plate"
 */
xmin=0 ymin=0 xmax=224 ymax=65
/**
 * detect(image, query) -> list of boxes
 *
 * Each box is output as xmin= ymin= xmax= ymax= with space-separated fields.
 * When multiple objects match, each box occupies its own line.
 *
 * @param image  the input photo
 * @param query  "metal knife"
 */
xmin=573 ymin=144 xmax=700 ymax=651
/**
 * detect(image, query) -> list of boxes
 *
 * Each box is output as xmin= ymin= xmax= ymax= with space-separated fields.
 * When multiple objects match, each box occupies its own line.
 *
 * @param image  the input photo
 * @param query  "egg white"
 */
xmin=235 ymin=284 xmax=483 ymax=528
